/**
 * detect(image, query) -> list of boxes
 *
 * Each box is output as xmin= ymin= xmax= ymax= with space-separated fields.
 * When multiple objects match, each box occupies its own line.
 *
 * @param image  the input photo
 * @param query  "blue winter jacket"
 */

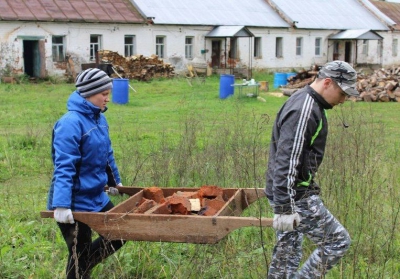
xmin=47 ymin=91 xmax=121 ymax=212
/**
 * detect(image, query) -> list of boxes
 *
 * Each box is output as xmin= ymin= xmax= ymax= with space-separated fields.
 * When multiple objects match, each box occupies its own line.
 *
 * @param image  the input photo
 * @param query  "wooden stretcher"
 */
xmin=41 ymin=187 xmax=273 ymax=244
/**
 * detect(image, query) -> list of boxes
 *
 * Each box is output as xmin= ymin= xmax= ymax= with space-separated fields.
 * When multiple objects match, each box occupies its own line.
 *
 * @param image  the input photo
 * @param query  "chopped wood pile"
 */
xmin=281 ymin=65 xmax=320 ymax=97
xmin=282 ymin=65 xmax=400 ymax=102
xmin=97 ymin=50 xmax=175 ymax=81
xmin=357 ymin=67 xmax=400 ymax=102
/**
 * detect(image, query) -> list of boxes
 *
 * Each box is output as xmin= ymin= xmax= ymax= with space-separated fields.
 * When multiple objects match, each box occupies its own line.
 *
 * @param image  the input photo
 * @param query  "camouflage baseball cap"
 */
xmin=318 ymin=60 xmax=359 ymax=96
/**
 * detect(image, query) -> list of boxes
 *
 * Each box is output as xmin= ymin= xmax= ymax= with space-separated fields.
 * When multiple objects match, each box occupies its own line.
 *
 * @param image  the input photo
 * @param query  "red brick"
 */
xmin=143 ymin=186 xmax=165 ymax=203
xmin=134 ymin=198 xmax=157 ymax=213
xmin=166 ymin=194 xmax=191 ymax=215
xmin=175 ymin=191 xmax=199 ymax=199
xmin=198 ymin=185 xmax=223 ymax=200
xmin=150 ymin=201 xmax=172 ymax=214
xmin=199 ymin=206 xmax=218 ymax=216
xmin=202 ymin=197 xmax=225 ymax=212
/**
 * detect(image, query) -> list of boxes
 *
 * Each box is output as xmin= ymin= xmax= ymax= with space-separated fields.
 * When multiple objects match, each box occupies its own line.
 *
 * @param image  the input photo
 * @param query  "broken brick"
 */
xmin=166 ymin=194 xmax=191 ymax=215
xmin=150 ymin=201 xmax=172 ymax=214
xmin=198 ymin=206 xmax=218 ymax=216
xmin=134 ymin=198 xmax=157 ymax=213
xmin=175 ymin=191 xmax=199 ymax=199
xmin=143 ymin=186 xmax=165 ymax=203
xmin=202 ymin=197 xmax=225 ymax=212
xmin=198 ymin=185 xmax=223 ymax=200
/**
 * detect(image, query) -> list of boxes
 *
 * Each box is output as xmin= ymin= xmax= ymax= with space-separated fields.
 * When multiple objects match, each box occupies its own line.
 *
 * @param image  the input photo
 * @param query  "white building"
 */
xmin=0 ymin=0 xmax=398 ymax=78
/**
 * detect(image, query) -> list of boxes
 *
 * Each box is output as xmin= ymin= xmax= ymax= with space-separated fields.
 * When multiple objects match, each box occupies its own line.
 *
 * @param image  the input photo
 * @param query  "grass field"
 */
xmin=1 ymin=73 xmax=400 ymax=278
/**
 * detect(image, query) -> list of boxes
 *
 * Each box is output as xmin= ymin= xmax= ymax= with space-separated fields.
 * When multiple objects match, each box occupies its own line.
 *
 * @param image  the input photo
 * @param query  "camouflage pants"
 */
xmin=268 ymin=195 xmax=351 ymax=279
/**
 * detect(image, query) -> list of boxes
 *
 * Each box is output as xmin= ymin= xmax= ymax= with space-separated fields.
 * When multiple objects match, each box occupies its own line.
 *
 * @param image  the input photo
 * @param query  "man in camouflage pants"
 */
xmin=265 ymin=61 xmax=358 ymax=278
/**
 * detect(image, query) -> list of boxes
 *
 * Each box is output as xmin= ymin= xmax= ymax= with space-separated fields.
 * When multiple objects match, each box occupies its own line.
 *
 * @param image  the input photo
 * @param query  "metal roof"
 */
xmin=0 ymin=0 xmax=145 ymax=23
xmin=205 ymin=26 xmax=254 ymax=37
xmin=371 ymin=1 xmax=400 ymax=31
xmin=329 ymin=29 xmax=383 ymax=40
xmin=132 ymin=0 xmax=290 ymax=27
xmin=269 ymin=0 xmax=389 ymax=30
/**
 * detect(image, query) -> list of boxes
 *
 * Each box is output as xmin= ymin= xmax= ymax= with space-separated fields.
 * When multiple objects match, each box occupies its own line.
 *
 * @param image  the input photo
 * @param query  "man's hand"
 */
xmin=54 ymin=208 xmax=74 ymax=224
xmin=273 ymin=213 xmax=301 ymax=231
xmin=108 ymin=183 xmax=123 ymax=196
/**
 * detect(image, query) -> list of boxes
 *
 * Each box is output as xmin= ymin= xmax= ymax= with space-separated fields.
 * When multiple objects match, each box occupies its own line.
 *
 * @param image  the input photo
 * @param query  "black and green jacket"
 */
xmin=265 ymin=85 xmax=332 ymax=214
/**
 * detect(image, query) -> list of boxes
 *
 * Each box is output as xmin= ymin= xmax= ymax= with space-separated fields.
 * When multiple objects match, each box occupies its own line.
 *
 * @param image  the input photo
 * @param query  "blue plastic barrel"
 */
xmin=112 ymin=78 xmax=129 ymax=104
xmin=219 ymin=74 xmax=235 ymax=99
xmin=273 ymin=72 xmax=287 ymax=89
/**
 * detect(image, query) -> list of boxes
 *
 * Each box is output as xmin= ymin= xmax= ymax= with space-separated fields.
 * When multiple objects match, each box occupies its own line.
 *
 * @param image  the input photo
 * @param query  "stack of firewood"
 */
xmin=281 ymin=65 xmax=319 ymax=97
xmin=97 ymin=50 xmax=175 ymax=81
xmin=357 ymin=68 xmax=400 ymax=102
xmin=282 ymin=65 xmax=400 ymax=102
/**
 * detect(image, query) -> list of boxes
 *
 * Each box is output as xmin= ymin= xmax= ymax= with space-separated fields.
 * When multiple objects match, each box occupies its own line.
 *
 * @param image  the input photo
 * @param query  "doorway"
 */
xmin=211 ymin=40 xmax=221 ymax=68
xmin=333 ymin=42 xmax=340 ymax=60
xmin=23 ymin=39 xmax=45 ymax=77
xmin=345 ymin=41 xmax=352 ymax=63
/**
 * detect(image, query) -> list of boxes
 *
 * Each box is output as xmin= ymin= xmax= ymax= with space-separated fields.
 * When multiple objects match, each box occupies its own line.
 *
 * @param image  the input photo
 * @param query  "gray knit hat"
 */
xmin=318 ymin=60 xmax=359 ymax=96
xmin=75 ymin=68 xmax=113 ymax=98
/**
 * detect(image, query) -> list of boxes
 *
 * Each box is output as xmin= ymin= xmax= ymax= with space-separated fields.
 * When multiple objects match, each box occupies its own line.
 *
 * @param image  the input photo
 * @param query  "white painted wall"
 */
xmin=1 ymin=21 xmax=399 ymax=77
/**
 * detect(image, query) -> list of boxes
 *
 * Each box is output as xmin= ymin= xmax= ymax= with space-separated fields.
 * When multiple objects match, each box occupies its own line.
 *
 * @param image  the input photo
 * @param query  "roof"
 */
xmin=329 ymin=29 xmax=383 ymax=40
xmin=205 ymin=26 xmax=254 ymax=37
xmin=269 ymin=0 xmax=389 ymax=30
xmin=132 ymin=0 xmax=290 ymax=27
xmin=0 ymin=0 xmax=145 ymax=23
xmin=371 ymin=1 xmax=400 ymax=31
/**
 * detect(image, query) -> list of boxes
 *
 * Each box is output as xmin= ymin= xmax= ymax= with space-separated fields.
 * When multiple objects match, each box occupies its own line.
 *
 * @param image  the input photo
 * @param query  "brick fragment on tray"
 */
xmin=198 ymin=206 xmax=218 ymax=216
xmin=143 ymin=186 xmax=165 ymax=203
xmin=198 ymin=185 xmax=223 ymax=200
xmin=134 ymin=198 xmax=157 ymax=213
xmin=166 ymin=194 xmax=192 ymax=215
xmin=202 ymin=197 xmax=225 ymax=211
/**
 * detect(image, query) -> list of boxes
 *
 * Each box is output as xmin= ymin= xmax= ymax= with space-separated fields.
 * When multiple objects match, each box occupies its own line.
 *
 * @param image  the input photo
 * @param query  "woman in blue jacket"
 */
xmin=47 ymin=68 xmax=124 ymax=279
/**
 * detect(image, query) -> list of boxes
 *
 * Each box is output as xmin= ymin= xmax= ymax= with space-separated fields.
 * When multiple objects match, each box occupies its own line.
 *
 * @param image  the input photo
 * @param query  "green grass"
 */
xmin=1 ymin=73 xmax=400 ymax=278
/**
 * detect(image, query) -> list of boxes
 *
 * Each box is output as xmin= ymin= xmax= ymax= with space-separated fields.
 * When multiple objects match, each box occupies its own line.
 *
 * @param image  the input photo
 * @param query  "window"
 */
xmin=156 ymin=36 xmax=165 ymax=58
xmin=185 ymin=37 xmax=194 ymax=59
xmin=125 ymin=35 xmax=136 ymax=57
xmin=276 ymin=37 xmax=283 ymax=58
xmin=254 ymin=37 xmax=262 ymax=58
xmin=362 ymin=40 xmax=368 ymax=55
xmin=296 ymin=37 xmax=303 ymax=56
xmin=90 ymin=35 xmax=102 ymax=61
xmin=315 ymin=38 xmax=321 ymax=56
xmin=52 ymin=36 xmax=65 ymax=62
xmin=393 ymin=39 xmax=398 ymax=57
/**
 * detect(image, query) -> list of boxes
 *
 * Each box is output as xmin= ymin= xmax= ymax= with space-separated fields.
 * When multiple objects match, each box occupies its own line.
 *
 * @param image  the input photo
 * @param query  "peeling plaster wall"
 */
xmin=1 ymin=21 xmax=398 ymax=77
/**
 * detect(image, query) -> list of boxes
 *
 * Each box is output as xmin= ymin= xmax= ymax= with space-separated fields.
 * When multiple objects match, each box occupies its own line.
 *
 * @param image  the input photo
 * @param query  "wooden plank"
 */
xmin=40 ymin=211 xmax=272 ymax=244
xmin=217 ymin=189 xmax=243 ymax=216
xmin=107 ymin=190 xmax=144 ymax=214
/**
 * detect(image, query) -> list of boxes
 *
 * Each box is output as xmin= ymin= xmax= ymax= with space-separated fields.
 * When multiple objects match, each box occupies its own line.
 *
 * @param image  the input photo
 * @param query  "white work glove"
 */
xmin=273 ymin=213 xmax=301 ymax=231
xmin=54 ymin=208 xmax=75 ymax=224
xmin=108 ymin=183 xmax=123 ymax=196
